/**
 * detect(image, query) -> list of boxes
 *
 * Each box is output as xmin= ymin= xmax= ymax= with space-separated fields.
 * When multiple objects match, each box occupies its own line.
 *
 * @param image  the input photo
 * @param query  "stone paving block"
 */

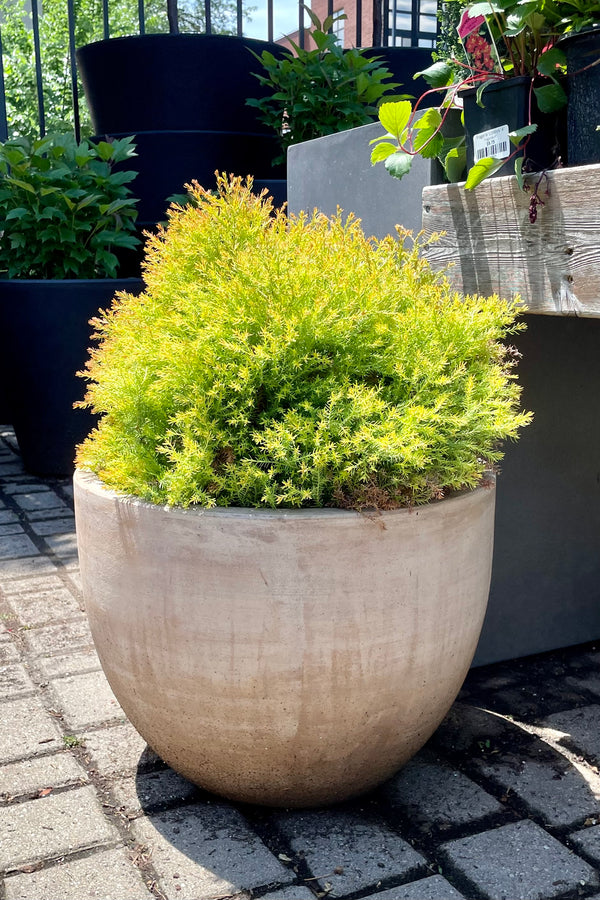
xmin=65 ymin=570 xmax=82 ymax=593
xmin=0 ymin=534 xmax=41 ymax=560
xmin=23 ymin=618 xmax=92 ymax=657
xmin=29 ymin=517 xmax=76 ymax=536
xmin=569 ymin=824 xmax=600 ymax=866
xmin=566 ymin=674 xmax=600 ymax=698
xmin=132 ymin=802 xmax=292 ymax=899
xmin=1 ymin=573 xmax=67 ymax=596
xmin=0 ymin=663 xmax=36 ymax=699
xmin=49 ymin=670 xmax=125 ymax=730
xmin=383 ymin=753 xmax=503 ymax=829
xmin=13 ymin=491 xmax=67 ymax=512
xmin=274 ymin=809 xmax=425 ymax=896
xmin=0 ymin=752 xmax=88 ymax=799
xmin=0 ymin=641 xmax=19 ymax=664
xmin=8 ymin=587 xmax=82 ymax=627
xmin=82 ymin=723 xmax=159 ymax=777
xmin=0 ymin=555 xmax=58 ymax=579
xmin=0 ymin=784 xmax=118 ymax=870
xmin=262 ymin=887 xmax=314 ymax=900
xmin=441 ymin=819 xmax=598 ymax=900
xmin=474 ymin=753 xmax=600 ymax=827
xmin=42 ymin=533 xmax=79 ymax=564
xmin=34 ymin=648 xmax=101 ymax=680
xmin=3 ymin=847 xmax=154 ymax=900
xmin=430 ymin=702 xmax=518 ymax=755
xmin=0 ymin=509 xmax=19 ymax=524
xmin=361 ymin=875 xmax=465 ymax=899
xmin=0 ymin=523 xmax=24 ymax=536
xmin=1 ymin=483 xmax=49 ymax=495
xmin=112 ymin=769 xmax=199 ymax=815
xmin=0 ymin=461 xmax=25 ymax=476
xmin=544 ymin=705 xmax=600 ymax=761
xmin=0 ymin=696 xmax=62 ymax=763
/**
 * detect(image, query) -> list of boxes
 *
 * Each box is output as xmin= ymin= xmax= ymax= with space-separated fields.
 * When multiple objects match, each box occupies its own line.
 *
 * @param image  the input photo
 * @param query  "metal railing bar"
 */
xmin=31 ymin=0 xmax=46 ymax=137
xmin=267 ymin=0 xmax=273 ymax=41
xmin=298 ymin=0 xmax=304 ymax=49
xmin=102 ymin=0 xmax=110 ymax=39
xmin=0 ymin=30 xmax=8 ymax=142
xmin=356 ymin=0 xmax=362 ymax=46
xmin=205 ymin=0 xmax=212 ymax=34
xmin=138 ymin=0 xmax=146 ymax=36
xmin=67 ymin=0 xmax=80 ymax=142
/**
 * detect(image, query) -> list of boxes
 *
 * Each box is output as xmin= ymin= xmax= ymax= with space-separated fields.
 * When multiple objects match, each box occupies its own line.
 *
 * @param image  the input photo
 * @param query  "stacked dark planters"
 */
xmin=76 ymin=34 xmax=288 ymax=231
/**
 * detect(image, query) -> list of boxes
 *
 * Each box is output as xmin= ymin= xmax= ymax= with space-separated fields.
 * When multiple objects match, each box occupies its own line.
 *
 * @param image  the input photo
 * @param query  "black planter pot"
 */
xmin=463 ymin=76 xmax=566 ymax=177
xmin=0 ymin=278 xmax=144 ymax=476
xmin=360 ymin=46 xmax=440 ymax=108
xmin=77 ymin=34 xmax=288 ymax=227
xmin=560 ymin=26 xmax=600 ymax=166
xmin=106 ymin=129 xmax=285 ymax=226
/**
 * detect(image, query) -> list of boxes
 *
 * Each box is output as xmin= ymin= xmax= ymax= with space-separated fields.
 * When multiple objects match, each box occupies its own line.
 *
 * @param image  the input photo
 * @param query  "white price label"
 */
xmin=473 ymin=125 xmax=510 ymax=161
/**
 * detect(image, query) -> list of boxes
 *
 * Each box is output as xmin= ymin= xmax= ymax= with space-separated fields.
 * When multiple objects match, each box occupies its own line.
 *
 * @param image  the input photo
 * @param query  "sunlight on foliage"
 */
xmin=77 ymin=174 xmax=531 ymax=509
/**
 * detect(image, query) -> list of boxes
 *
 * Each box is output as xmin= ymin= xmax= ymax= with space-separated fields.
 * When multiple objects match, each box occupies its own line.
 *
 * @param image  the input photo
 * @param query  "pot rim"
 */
xmin=74 ymin=467 xmax=496 ymax=522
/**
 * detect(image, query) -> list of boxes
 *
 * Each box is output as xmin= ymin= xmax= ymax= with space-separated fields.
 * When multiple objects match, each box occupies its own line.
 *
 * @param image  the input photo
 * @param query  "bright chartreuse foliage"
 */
xmin=76 ymin=174 xmax=531 ymax=509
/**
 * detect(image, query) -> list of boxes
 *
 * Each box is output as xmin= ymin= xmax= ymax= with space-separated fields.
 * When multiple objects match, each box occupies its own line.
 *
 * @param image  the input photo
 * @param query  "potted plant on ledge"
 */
xmin=371 ymin=0 xmax=569 ymax=189
xmin=0 ymin=132 xmax=143 ymax=476
xmin=73 ymin=174 xmax=530 ymax=808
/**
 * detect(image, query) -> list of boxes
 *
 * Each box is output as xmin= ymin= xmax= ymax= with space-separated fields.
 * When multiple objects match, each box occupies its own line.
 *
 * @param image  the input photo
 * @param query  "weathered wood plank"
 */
xmin=421 ymin=164 xmax=600 ymax=316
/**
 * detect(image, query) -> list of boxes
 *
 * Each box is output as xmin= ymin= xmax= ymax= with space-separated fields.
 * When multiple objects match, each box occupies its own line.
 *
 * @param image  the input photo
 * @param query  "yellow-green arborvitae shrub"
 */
xmin=76 ymin=174 xmax=531 ymax=509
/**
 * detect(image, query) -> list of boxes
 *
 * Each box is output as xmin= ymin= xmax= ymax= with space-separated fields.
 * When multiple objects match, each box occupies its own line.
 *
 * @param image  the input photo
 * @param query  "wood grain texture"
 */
xmin=421 ymin=164 xmax=600 ymax=316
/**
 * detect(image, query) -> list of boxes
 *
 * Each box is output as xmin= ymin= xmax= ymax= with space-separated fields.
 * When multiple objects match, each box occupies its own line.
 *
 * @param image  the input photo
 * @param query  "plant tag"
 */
xmin=473 ymin=125 xmax=510 ymax=161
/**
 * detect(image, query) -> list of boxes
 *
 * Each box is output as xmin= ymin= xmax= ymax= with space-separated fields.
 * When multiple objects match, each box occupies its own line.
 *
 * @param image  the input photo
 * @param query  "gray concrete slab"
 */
xmin=442 ymin=819 xmax=598 ymax=899
xmin=0 ymin=785 xmax=118 ymax=870
xmin=361 ymin=876 xmax=466 ymax=899
xmin=131 ymin=803 xmax=293 ymax=899
xmin=273 ymin=809 xmax=425 ymax=896
xmin=48 ymin=670 xmax=125 ymax=730
xmin=3 ymin=847 xmax=153 ymax=899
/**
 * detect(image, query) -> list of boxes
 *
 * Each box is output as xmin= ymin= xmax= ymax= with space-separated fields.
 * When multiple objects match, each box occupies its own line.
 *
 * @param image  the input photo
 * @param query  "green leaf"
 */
xmin=465 ymin=156 xmax=506 ymax=189
xmin=5 ymin=206 xmax=28 ymax=220
xmin=509 ymin=123 xmax=537 ymax=146
xmin=378 ymin=101 xmax=413 ymax=139
xmin=416 ymin=61 xmax=454 ymax=89
xmin=370 ymin=141 xmax=398 ymax=164
xmin=413 ymin=129 xmax=444 ymax=159
xmin=384 ymin=151 xmax=413 ymax=179
xmin=533 ymin=82 xmax=567 ymax=114
xmin=5 ymin=177 xmax=35 ymax=193
xmin=515 ymin=157 xmax=525 ymax=190
xmin=95 ymin=141 xmax=115 ymax=162
xmin=443 ymin=146 xmax=467 ymax=183
xmin=537 ymin=47 xmax=566 ymax=76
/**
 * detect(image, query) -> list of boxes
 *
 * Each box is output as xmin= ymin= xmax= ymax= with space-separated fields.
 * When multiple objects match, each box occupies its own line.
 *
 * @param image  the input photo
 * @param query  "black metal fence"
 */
xmin=0 ymin=0 xmax=438 ymax=143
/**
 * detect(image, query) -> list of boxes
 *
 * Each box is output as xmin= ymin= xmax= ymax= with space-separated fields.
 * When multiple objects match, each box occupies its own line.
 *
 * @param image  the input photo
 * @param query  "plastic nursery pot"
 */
xmin=462 ymin=76 xmax=567 ymax=177
xmin=559 ymin=26 xmax=600 ymax=167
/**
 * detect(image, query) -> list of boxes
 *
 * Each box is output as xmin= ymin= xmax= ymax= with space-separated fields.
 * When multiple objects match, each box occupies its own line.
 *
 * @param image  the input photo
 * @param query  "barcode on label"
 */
xmin=472 ymin=124 xmax=511 ymax=162
xmin=475 ymin=140 xmax=508 ymax=160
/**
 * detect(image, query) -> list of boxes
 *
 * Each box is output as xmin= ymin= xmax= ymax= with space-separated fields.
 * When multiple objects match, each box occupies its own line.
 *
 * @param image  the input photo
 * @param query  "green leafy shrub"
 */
xmin=77 ymin=174 xmax=531 ymax=509
xmin=246 ymin=9 xmax=399 ymax=165
xmin=0 ymin=133 xmax=140 ymax=278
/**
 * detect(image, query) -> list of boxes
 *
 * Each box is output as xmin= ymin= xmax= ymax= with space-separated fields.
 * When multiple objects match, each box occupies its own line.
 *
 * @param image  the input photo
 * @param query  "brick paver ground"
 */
xmin=1 ymin=423 xmax=600 ymax=900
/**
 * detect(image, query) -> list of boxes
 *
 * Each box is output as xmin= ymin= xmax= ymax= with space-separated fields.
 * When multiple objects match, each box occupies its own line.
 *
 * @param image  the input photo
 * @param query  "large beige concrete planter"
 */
xmin=74 ymin=470 xmax=496 ymax=807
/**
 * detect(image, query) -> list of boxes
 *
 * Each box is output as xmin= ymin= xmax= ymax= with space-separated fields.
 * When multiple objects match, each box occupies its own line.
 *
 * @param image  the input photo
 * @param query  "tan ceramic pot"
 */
xmin=73 ymin=470 xmax=496 ymax=807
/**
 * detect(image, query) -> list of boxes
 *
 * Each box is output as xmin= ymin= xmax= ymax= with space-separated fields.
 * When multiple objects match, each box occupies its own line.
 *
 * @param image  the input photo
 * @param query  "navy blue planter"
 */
xmin=560 ymin=26 xmax=600 ymax=166
xmin=77 ymin=34 xmax=287 ymax=227
xmin=0 ymin=278 xmax=144 ymax=476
